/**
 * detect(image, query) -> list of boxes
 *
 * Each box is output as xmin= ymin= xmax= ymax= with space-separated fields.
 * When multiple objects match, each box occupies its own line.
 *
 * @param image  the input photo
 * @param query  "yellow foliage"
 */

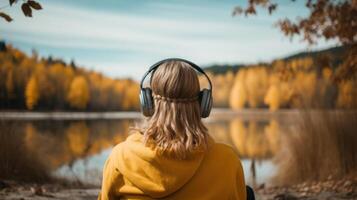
xmin=337 ymin=80 xmax=356 ymax=108
xmin=229 ymin=70 xmax=247 ymax=109
xmin=2 ymin=44 xmax=356 ymax=111
xmin=322 ymin=68 xmax=333 ymax=80
xmin=25 ymin=76 xmax=40 ymax=110
xmin=67 ymin=76 xmax=90 ymax=109
xmin=245 ymin=67 xmax=268 ymax=107
xmin=211 ymin=72 xmax=235 ymax=107
xmin=122 ymin=81 xmax=140 ymax=110
xmin=264 ymin=84 xmax=280 ymax=111
xmin=292 ymin=72 xmax=317 ymax=107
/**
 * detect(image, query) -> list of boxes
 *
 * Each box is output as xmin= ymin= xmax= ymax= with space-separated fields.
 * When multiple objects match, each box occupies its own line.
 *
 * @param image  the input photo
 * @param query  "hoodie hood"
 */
xmin=116 ymin=132 xmax=211 ymax=199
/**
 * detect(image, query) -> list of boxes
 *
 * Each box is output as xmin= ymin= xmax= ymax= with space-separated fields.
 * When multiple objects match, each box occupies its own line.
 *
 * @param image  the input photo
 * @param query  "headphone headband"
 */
xmin=140 ymin=58 xmax=212 ymax=90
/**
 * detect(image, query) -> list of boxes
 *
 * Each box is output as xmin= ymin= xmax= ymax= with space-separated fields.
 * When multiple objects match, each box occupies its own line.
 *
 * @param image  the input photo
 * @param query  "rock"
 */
xmin=30 ymin=186 xmax=44 ymax=196
xmin=343 ymin=180 xmax=352 ymax=187
xmin=258 ymin=183 xmax=265 ymax=190
xmin=300 ymin=192 xmax=308 ymax=197
xmin=301 ymin=186 xmax=309 ymax=192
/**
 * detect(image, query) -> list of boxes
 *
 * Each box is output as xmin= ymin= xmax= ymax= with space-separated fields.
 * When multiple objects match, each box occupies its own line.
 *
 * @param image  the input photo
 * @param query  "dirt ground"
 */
xmin=0 ymin=179 xmax=356 ymax=200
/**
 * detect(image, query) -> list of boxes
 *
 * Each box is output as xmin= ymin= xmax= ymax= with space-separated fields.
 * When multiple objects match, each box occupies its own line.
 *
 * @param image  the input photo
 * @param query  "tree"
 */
xmin=233 ymin=0 xmax=357 ymax=80
xmin=264 ymin=84 xmax=280 ymax=111
xmin=67 ymin=76 xmax=90 ymax=109
xmin=0 ymin=0 xmax=42 ymax=22
xmin=25 ymin=75 xmax=39 ymax=110
xmin=230 ymin=69 xmax=248 ymax=109
xmin=337 ymin=80 xmax=356 ymax=108
xmin=245 ymin=67 xmax=268 ymax=108
xmin=5 ymin=64 xmax=14 ymax=99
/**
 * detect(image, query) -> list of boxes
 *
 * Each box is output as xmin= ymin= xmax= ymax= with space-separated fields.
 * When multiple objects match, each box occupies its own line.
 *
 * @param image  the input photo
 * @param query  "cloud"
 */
xmin=0 ymin=1 xmax=336 ymax=79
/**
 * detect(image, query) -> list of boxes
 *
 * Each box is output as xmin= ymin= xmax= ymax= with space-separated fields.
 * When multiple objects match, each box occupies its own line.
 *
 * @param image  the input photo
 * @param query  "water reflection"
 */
xmin=8 ymin=117 xmax=282 ymax=185
xmin=207 ymin=119 xmax=280 ymax=159
xmin=22 ymin=120 xmax=132 ymax=170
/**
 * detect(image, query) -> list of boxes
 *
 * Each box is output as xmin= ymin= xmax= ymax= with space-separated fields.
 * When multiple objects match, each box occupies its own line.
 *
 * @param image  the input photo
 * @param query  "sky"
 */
xmin=0 ymin=0 xmax=336 ymax=80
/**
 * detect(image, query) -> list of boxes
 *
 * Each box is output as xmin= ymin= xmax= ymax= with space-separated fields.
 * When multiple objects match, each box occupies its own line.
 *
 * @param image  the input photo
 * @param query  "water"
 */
xmin=2 ymin=110 xmax=290 ymax=186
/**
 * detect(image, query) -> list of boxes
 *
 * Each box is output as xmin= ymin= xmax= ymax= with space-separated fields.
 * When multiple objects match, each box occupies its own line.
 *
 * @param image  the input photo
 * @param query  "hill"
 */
xmin=204 ymin=45 xmax=347 ymax=74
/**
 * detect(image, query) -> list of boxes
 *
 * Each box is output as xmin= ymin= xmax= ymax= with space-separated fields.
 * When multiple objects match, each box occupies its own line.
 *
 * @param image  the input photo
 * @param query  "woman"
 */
xmin=98 ymin=59 xmax=248 ymax=200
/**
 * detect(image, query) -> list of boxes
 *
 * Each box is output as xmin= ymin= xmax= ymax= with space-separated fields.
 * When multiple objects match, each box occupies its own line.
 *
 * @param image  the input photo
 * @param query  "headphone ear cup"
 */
xmin=145 ymin=88 xmax=154 ymax=116
xmin=199 ymin=89 xmax=213 ymax=118
xmin=140 ymin=88 xmax=154 ymax=117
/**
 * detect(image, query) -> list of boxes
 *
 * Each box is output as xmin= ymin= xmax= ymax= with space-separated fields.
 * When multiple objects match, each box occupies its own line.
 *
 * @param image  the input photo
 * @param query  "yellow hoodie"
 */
xmin=98 ymin=132 xmax=246 ymax=200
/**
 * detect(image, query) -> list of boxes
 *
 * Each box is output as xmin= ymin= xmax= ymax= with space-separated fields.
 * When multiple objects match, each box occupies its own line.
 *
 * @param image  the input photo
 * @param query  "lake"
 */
xmin=0 ymin=109 xmax=299 ymax=186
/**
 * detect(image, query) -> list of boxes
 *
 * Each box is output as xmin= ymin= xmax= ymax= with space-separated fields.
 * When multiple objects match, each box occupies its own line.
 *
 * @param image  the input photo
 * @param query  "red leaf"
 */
xmin=21 ymin=3 xmax=32 ymax=17
xmin=0 ymin=12 xmax=13 ymax=22
xmin=245 ymin=5 xmax=256 ymax=16
xmin=9 ymin=0 xmax=16 ymax=6
xmin=28 ymin=0 xmax=42 ymax=10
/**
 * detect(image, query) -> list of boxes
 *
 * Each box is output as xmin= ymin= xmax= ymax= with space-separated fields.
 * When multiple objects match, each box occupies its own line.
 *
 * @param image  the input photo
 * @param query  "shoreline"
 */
xmin=0 ymin=109 xmax=355 ymax=121
xmin=1 ymin=177 xmax=356 ymax=200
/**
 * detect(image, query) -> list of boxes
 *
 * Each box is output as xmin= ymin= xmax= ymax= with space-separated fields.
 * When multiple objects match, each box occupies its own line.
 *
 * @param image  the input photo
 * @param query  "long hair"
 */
xmin=137 ymin=60 xmax=209 ymax=159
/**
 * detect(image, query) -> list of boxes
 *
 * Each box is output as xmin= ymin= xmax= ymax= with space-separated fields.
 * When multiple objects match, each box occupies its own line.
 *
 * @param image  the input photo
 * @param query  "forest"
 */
xmin=204 ymin=45 xmax=356 ymax=110
xmin=0 ymin=41 xmax=355 ymax=111
xmin=0 ymin=42 xmax=140 ymax=111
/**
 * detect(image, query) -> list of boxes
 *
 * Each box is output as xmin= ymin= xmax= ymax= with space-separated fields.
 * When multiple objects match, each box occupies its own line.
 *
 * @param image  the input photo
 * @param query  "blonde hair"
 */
xmin=137 ymin=60 xmax=209 ymax=159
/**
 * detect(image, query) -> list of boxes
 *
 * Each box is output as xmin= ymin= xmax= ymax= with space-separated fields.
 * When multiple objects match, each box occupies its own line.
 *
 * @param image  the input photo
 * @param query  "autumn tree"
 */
xmin=0 ymin=44 xmax=141 ymax=111
xmin=25 ymin=75 xmax=39 ymax=110
xmin=337 ymin=80 xmax=357 ymax=108
xmin=245 ymin=67 xmax=268 ymax=108
xmin=233 ymin=0 xmax=357 ymax=80
xmin=230 ymin=69 xmax=248 ymax=109
xmin=264 ymin=84 xmax=280 ymax=111
xmin=67 ymin=76 xmax=90 ymax=109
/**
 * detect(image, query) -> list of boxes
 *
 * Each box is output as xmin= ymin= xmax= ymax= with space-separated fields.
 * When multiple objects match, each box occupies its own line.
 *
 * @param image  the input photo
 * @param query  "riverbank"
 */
xmin=0 ymin=180 xmax=99 ymax=200
xmin=1 ymin=176 xmax=356 ymax=200
xmin=256 ymin=175 xmax=356 ymax=200
xmin=1 ymin=109 xmax=355 ymax=122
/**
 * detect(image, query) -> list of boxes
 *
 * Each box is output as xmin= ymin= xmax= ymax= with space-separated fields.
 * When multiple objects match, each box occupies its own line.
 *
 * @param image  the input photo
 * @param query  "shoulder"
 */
xmin=212 ymin=143 xmax=237 ymax=156
xmin=210 ymin=142 xmax=241 ymax=164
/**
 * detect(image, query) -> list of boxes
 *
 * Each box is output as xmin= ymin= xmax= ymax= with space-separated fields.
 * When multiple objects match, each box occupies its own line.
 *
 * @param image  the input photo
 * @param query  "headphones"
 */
xmin=139 ymin=58 xmax=213 ymax=118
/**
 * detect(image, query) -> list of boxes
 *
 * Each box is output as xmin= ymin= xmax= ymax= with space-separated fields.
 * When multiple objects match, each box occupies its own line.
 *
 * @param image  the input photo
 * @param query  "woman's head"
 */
xmin=140 ymin=60 xmax=208 ymax=159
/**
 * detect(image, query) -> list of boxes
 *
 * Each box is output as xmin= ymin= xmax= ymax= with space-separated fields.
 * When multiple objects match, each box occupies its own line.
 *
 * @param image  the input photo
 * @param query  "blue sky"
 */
xmin=0 ymin=0 xmax=336 ymax=79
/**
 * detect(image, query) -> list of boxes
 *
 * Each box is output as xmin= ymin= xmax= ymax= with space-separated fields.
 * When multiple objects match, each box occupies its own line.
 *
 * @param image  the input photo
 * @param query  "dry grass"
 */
xmin=0 ymin=121 xmax=52 ymax=183
xmin=274 ymin=110 xmax=357 ymax=185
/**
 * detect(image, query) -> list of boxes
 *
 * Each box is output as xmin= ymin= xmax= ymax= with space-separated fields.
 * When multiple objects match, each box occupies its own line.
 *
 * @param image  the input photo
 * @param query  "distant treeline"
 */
xmin=0 ymin=42 xmax=139 ymax=111
xmin=0 ymin=42 xmax=355 ymax=111
xmin=202 ymin=45 xmax=357 ymax=110
xmin=204 ymin=46 xmax=346 ymax=74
